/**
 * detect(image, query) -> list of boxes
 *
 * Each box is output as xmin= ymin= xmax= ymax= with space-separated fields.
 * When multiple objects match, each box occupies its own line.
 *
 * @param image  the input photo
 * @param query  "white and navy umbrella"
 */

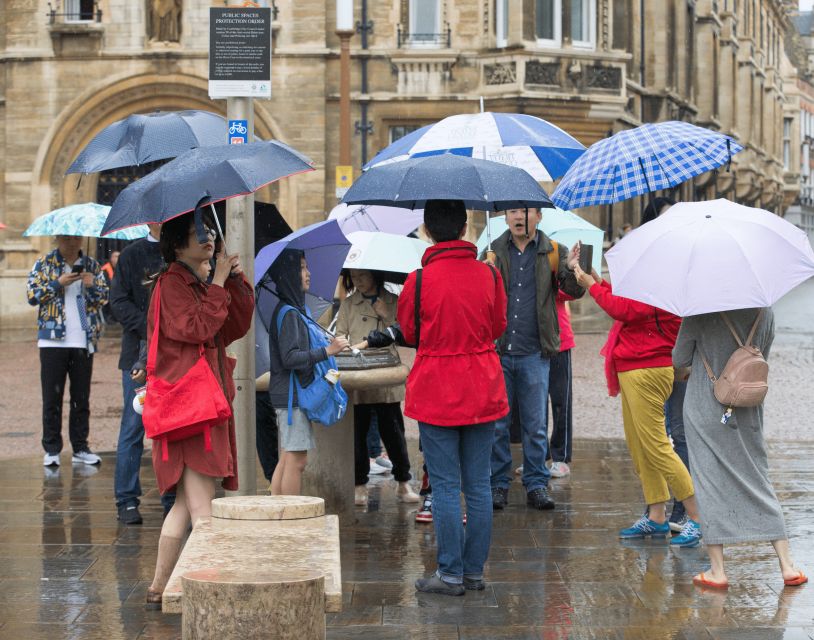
xmin=364 ymin=112 xmax=586 ymax=182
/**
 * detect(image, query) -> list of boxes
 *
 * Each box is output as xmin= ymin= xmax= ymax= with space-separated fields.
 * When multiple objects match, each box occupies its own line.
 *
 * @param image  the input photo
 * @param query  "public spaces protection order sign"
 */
xmin=209 ymin=7 xmax=271 ymax=99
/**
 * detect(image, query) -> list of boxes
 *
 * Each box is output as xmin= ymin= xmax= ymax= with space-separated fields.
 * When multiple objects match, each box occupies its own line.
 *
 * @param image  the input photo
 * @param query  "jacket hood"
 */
xmin=421 ymin=240 xmax=478 ymax=267
xmin=268 ymin=248 xmax=306 ymax=311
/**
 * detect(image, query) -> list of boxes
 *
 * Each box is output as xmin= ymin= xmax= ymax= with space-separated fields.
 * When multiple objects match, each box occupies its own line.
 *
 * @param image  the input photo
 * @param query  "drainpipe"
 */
xmin=639 ymin=0 xmax=645 ymax=122
xmin=356 ymin=0 xmax=374 ymax=167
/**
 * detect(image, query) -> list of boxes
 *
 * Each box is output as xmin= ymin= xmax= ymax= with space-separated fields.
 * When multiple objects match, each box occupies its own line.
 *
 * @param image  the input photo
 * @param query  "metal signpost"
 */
xmin=209 ymin=5 xmax=272 ymax=496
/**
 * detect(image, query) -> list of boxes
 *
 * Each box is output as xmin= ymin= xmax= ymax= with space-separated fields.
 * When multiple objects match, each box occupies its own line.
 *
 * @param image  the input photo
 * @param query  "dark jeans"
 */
xmin=354 ymin=403 xmax=411 ymax=485
xmin=40 ymin=347 xmax=93 ymax=455
xmin=665 ymin=379 xmax=689 ymax=511
xmin=548 ymin=349 xmax=573 ymax=463
xmin=256 ymin=392 xmax=279 ymax=482
xmin=419 ymin=421 xmax=495 ymax=582
xmin=115 ymin=370 xmax=175 ymax=511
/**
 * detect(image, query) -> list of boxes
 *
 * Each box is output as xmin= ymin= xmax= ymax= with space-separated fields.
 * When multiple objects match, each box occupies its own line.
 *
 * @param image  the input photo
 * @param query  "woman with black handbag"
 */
xmin=144 ymin=209 xmax=254 ymax=608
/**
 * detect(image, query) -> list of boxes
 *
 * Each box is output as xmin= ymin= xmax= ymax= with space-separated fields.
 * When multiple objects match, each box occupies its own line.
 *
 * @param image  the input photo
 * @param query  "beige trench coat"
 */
xmin=335 ymin=288 xmax=405 ymax=405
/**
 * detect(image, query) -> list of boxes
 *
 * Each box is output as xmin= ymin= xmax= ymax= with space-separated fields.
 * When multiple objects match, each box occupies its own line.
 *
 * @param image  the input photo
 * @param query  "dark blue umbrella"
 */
xmin=342 ymin=154 xmax=554 ymax=211
xmin=101 ymin=141 xmax=313 ymax=236
xmin=254 ymin=220 xmax=350 ymax=332
xmin=67 ymin=110 xmax=229 ymax=174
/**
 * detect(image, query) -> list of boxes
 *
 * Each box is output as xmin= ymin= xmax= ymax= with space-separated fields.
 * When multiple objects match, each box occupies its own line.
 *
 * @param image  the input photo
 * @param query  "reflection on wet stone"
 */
xmin=0 ymin=439 xmax=812 ymax=637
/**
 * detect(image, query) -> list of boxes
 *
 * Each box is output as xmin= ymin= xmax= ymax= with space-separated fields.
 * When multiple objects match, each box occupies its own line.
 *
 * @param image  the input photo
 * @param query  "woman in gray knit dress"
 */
xmin=673 ymin=307 xmax=807 ymax=589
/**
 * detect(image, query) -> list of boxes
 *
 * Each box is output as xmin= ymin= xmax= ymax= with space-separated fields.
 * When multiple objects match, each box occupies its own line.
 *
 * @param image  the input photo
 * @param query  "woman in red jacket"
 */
xmin=145 ymin=209 xmax=254 ymax=608
xmin=397 ymin=199 xmax=508 ymax=596
xmin=574 ymin=265 xmax=701 ymax=546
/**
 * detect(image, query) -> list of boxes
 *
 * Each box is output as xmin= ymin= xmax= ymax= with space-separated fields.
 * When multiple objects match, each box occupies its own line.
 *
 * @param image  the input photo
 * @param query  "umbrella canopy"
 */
xmin=328 ymin=203 xmax=424 ymax=236
xmin=551 ymin=122 xmax=744 ymax=210
xmin=23 ymin=203 xmax=149 ymax=240
xmin=342 ymin=154 xmax=554 ymax=212
xmin=343 ymin=231 xmax=429 ymax=274
xmin=605 ymin=199 xmax=814 ymax=317
xmin=67 ymin=110 xmax=228 ymax=174
xmin=363 ymin=113 xmax=583 ymax=251
xmin=475 ymin=208 xmax=604 ymax=272
xmin=364 ymin=112 xmax=586 ymax=182
xmin=254 ymin=220 xmax=350 ymax=330
xmin=101 ymin=141 xmax=314 ymax=235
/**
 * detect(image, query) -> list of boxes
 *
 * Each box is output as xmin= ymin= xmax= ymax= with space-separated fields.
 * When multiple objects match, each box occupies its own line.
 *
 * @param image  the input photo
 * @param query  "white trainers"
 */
xmin=396 ymin=481 xmax=421 ymax=503
xmin=369 ymin=459 xmax=389 ymax=475
xmin=43 ymin=453 xmax=60 ymax=467
xmin=374 ymin=455 xmax=393 ymax=470
xmin=549 ymin=462 xmax=571 ymax=478
xmin=354 ymin=485 xmax=369 ymax=506
xmin=72 ymin=450 xmax=101 ymax=465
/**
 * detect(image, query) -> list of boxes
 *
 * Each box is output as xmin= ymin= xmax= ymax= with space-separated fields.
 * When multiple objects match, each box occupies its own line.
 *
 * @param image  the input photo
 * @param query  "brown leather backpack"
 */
xmin=699 ymin=310 xmax=768 ymax=408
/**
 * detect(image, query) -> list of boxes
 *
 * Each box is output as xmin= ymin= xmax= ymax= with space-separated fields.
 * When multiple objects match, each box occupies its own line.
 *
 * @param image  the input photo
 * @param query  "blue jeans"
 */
xmin=114 ymin=371 xmax=174 ymax=511
xmin=419 ymin=421 xmax=495 ymax=583
xmin=665 ymin=379 xmax=689 ymax=471
xmin=491 ymin=353 xmax=551 ymax=492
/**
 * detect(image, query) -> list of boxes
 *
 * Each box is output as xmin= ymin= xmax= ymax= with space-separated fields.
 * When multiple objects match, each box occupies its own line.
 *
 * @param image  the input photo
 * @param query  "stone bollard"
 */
xmin=181 ymin=568 xmax=325 ymax=640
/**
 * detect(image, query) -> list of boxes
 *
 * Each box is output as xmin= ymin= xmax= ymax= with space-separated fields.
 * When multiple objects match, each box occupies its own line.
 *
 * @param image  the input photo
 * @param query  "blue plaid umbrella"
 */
xmin=551 ymin=122 xmax=743 ymax=210
xmin=23 ymin=203 xmax=149 ymax=240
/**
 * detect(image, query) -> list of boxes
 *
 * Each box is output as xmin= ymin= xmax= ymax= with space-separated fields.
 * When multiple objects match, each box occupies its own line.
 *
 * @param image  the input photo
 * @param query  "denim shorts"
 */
xmin=275 ymin=408 xmax=316 ymax=452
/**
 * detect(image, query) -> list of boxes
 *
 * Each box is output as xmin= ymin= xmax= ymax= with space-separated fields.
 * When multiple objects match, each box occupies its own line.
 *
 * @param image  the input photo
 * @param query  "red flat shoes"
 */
xmin=784 ymin=571 xmax=808 ymax=587
xmin=692 ymin=572 xmax=729 ymax=590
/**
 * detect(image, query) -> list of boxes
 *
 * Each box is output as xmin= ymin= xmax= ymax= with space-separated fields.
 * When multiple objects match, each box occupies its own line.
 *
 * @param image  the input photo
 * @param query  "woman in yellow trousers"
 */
xmin=575 ymin=266 xmax=702 ymax=547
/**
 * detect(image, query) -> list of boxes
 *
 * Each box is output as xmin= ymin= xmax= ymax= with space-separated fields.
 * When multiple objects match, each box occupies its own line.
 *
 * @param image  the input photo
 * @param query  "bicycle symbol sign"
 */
xmin=228 ymin=119 xmax=249 ymax=144
xmin=229 ymin=122 xmax=248 ymax=135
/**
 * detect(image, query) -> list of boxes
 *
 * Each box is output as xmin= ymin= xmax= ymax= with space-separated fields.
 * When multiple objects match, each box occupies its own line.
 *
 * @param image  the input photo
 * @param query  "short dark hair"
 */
xmin=423 ymin=200 xmax=467 ymax=243
xmin=341 ymin=268 xmax=386 ymax=294
xmin=159 ymin=207 xmax=219 ymax=265
xmin=640 ymin=196 xmax=676 ymax=226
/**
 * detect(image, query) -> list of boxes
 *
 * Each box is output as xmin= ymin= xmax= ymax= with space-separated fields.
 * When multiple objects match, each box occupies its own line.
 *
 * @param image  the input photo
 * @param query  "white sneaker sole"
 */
xmin=71 ymin=455 xmax=101 ymax=465
xmin=43 ymin=456 xmax=60 ymax=467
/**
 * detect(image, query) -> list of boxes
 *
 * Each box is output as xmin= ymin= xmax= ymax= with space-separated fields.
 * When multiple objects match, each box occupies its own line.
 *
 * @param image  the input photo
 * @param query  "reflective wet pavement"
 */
xmin=1 ymin=439 xmax=813 ymax=639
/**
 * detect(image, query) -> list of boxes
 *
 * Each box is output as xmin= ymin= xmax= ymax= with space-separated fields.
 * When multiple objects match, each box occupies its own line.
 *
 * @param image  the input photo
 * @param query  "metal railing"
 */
xmin=46 ymin=2 xmax=102 ymax=24
xmin=397 ymin=24 xmax=451 ymax=48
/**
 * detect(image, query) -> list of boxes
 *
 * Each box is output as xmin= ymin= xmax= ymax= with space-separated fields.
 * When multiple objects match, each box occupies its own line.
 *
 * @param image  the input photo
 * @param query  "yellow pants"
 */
xmin=618 ymin=367 xmax=694 ymax=505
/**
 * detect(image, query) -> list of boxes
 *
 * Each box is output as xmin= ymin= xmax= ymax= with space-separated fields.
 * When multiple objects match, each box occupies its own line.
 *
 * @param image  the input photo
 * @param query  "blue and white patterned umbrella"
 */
xmin=364 ymin=112 xmax=586 ymax=181
xmin=23 ymin=203 xmax=149 ymax=240
xmin=551 ymin=121 xmax=744 ymax=210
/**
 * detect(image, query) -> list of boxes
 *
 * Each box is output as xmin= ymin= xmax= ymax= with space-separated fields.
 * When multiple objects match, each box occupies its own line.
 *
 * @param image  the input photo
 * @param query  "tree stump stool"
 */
xmin=181 ymin=568 xmax=325 ymax=640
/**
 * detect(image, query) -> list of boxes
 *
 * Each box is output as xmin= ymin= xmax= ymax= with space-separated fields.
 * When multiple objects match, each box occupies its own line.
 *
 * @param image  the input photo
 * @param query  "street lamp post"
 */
xmin=336 ymin=0 xmax=354 ymax=198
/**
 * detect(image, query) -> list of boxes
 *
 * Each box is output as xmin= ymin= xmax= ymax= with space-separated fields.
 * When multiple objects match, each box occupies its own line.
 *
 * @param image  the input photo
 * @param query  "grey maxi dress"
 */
xmin=672 ymin=308 xmax=787 ymax=545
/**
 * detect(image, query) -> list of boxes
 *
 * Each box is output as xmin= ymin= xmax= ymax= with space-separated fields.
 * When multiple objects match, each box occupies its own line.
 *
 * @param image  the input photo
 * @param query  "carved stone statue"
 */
xmin=147 ymin=0 xmax=182 ymax=44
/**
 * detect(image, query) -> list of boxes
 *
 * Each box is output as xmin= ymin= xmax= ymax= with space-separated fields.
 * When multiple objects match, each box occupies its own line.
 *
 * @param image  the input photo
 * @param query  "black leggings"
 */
xmin=354 ymin=403 xmax=411 ymax=485
xmin=40 ymin=347 xmax=93 ymax=454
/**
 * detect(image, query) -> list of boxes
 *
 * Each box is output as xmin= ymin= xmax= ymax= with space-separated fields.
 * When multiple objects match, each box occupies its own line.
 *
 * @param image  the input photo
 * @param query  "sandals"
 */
xmin=692 ymin=572 xmax=729 ymax=590
xmin=145 ymin=587 xmax=163 ymax=610
xmin=784 ymin=571 xmax=808 ymax=587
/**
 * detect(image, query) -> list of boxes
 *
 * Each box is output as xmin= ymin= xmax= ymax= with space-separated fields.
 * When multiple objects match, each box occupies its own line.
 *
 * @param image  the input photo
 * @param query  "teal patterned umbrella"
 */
xmin=23 ymin=203 xmax=149 ymax=239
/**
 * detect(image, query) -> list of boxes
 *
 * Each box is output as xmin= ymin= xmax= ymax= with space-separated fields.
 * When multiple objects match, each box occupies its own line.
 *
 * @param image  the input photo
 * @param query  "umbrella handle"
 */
xmin=209 ymin=204 xmax=229 ymax=254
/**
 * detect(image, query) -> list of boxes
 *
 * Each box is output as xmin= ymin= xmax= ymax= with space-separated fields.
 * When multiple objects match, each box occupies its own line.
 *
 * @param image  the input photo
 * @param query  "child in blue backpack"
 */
xmin=267 ymin=249 xmax=349 ymax=495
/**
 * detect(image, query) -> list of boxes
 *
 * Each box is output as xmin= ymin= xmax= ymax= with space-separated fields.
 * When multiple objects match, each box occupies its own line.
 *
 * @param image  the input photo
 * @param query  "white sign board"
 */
xmin=209 ymin=7 xmax=271 ymax=99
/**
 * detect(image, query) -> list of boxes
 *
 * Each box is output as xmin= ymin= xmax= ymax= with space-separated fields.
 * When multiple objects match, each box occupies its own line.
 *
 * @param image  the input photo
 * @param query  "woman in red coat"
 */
xmin=574 ymin=265 xmax=701 ymax=546
xmin=145 ymin=209 xmax=254 ymax=608
xmin=397 ymin=199 xmax=508 ymax=596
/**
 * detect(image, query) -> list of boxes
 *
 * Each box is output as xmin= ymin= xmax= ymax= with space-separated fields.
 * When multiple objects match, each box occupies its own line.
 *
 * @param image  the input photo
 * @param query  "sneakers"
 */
xmin=43 ymin=453 xmax=60 ymax=467
xmin=619 ymin=515 xmax=670 ymax=539
xmin=396 ymin=481 xmax=421 ymax=503
xmin=354 ymin=485 xmax=368 ymax=506
xmin=491 ymin=486 xmax=508 ymax=510
xmin=463 ymin=576 xmax=485 ymax=591
xmin=117 ymin=504 xmax=143 ymax=525
xmin=414 ymin=574 xmax=465 ymax=597
xmin=526 ymin=487 xmax=555 ymax=510
xmin=374 ymin=455 xmax=393 ymax=470
xmin=670 ymin=518 xmax=702 ymax=548
xmin=415 ymin=495 xmax=433 ymax=523
xmin=669 ymin=502 xmax=688 ymax=532
xmin=369 ymin=459 xmax=389 ymax=475
xmin=72 ymin=450 xmax=101 ymax=465
xmin=549 ymin=462 xmax=571 ymax=478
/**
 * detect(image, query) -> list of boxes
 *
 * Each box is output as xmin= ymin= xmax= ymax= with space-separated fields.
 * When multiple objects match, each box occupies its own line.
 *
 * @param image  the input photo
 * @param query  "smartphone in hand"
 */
xmin=578 ymin=244 xmax=594 ymax=273
xmin=71 ymin=263 xmax=85 ymax=274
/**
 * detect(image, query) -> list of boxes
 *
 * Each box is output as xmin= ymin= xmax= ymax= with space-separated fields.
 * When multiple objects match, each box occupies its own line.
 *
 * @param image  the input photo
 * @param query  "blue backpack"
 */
xmin=275 ymin=304 xmax=348 ymax=427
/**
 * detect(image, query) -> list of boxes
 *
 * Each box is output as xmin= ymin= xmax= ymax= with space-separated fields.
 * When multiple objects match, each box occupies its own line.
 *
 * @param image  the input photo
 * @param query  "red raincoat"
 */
xmin=146 ymin=262 xmax=254 ymax=494
xmin=397 ymin=241 xmax=508 ymax=427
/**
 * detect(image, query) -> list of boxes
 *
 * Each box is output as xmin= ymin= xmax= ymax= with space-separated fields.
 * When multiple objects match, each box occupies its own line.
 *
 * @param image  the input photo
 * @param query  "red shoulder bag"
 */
xmin=143 ymin=276 xmax=232 ymax=461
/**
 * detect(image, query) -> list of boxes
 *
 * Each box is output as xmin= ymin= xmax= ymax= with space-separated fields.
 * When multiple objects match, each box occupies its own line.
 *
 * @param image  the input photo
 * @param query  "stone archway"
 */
xmin=30 ymin=71 xmax=297 ymax=234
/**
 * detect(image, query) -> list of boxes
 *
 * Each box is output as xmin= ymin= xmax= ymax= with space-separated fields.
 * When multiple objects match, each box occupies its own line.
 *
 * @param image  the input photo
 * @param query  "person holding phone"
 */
xmin=26 ymin=234 xmax=109 ymax=468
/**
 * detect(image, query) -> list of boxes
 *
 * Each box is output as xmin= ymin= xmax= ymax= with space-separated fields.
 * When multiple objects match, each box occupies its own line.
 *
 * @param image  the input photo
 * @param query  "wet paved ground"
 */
xmin=0 ymin=438 xmax=813 ymax=639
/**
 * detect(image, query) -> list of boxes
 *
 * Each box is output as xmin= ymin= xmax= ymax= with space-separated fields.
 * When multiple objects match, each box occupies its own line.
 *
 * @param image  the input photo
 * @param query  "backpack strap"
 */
xmin=698 ymin=348 xmax=718 ymax=383
xmin=547 ymin=240 xmax=559 ymax=278
xmin=414 ymin=269 xmax=422 ymax=347
xmin=274 ymin=304 xmax=297 ymax=427
xmin=719 ymin=312 xmax=745 ymax=348
xmin=744 ymin=309 xmax=764 ymax=347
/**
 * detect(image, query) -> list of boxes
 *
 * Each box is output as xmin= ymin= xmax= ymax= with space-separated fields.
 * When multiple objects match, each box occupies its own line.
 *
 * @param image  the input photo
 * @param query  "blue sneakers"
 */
xmin=670 ymin=518 xmax=702 ymax=548
xmin=619 ymin=515 xmax=671 ymax=539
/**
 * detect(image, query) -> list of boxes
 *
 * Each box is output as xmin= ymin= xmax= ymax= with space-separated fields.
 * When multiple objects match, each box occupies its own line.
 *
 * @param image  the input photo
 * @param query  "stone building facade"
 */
xmin=0 ymin=0 xmax=800 ymax=328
